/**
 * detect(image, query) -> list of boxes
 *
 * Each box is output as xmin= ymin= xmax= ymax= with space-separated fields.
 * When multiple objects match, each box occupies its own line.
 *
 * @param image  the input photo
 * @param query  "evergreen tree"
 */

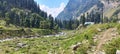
xmin=81 ymin=14 xmax=86 ymax=26
xmin=49 ymin=14 xmax=54 ymax=29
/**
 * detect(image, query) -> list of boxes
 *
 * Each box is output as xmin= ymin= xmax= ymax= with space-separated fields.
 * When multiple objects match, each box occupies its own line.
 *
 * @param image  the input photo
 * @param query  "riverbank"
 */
xmin=0 ymin=32 xmax=66 ymax=42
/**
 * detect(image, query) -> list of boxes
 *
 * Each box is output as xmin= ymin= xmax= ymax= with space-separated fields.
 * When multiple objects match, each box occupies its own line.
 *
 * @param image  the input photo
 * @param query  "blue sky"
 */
xmin=34 ymin=0 xmax=69 ymax=17
xmin=34 ymin=0 xmax=69 ymax=8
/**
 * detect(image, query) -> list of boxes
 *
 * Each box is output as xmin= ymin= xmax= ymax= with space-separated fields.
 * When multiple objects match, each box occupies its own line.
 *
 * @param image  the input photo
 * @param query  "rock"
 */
xmin=116 ymin=50 xmax=120 ymax=54
xmin=97 ymin=28 xmax=102 ymax=32
xmin=71 ymin=42 xmax=82 ymax=51
xmin=17 ymin=43 xmax=27 ymax=48
xmin=111 ymin=33 xmax=117 ymax=37
xmin=96 ymin=51 xmax=105 ymax=54
xmin=93 ymin=36 xmax=97 ymax=42
xmin=48 ymin=51 xmax=52 ymax=54
xmin=15 ymin=48 xmax=19 ymax=51
xmin=82 ymin=40 xmax=89 ymax=44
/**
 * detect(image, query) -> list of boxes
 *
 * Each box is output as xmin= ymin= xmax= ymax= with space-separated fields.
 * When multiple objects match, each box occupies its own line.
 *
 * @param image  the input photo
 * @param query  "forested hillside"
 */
xmin=56 ymin=0 xmax=102 ymax=21
xmin=0 ymin=0 xmax=56 ymax=29
xmin=55 ymin=0 xmax=120 ymax=29
xmin=1 ymin=0 xmax=120 ymax=54
xmin=0 ymin=0 xmax=59 ymax=39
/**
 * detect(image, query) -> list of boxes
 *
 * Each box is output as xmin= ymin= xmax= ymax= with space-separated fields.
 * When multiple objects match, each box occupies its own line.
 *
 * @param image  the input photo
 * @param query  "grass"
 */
xmin=0 ymin=20 xmax=6 ymax=26
xmin=103 ymin=37 xmax=120 ymax=54
xmin=0 ymin=20 xmax=56 ymax=39
xmin=0 ymin=23 xmax=119 ymax=54
xmin=31 ymin=28 xmax=55 ymax=35
xmin=103 ymin=23 xmax=120 ymax=54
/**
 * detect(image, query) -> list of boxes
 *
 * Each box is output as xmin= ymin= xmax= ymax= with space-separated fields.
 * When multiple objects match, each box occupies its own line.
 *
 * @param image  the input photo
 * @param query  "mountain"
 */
xmin=0 ymin=0 xmax=59 ymax=39
xmin=101 ymin=0 xmax=120 ymax=18
xmin=56 ymin=0 xmax=120 ymax=21
xmin=57 ymin=0 xmax=101 ymax=21
xmin=0 ymin=0 xmax=54 ymax=29
xmin=0 ymin=0 xmax=41 ymax=16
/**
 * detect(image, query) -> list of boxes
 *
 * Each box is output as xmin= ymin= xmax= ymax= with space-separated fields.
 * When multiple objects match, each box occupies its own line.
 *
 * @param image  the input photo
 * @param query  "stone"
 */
xmin=15 ymin=48 xmax=19 ymax=51
xmin=116 ymin=50 xmax=120 ymax=54
xmin=97 ymin=28 xmax=102 ymax=32
xmin=96 ymin=51 xmax=105 ymax=54
xmin=71 ymin=42 xmax=82 ymax=51
xmin=17 ymin=43 xmax=27 ymax=48
xmin=111 ymin=33 xmax=117 ymax=37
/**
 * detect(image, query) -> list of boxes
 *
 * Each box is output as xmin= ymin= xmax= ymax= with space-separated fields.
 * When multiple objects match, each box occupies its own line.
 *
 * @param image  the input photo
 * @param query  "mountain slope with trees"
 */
xmin=56 ymin=0 xmax=102 ymax=21
xmin=55 ymin=0 xmax=120 ymax=29
xmin=0 ymin=0 xmax=57 ymax=29
xmin=57 ymin=0 xmax=120 ymax=21
xmin=0 ymin=0 xmax=59 ymax=38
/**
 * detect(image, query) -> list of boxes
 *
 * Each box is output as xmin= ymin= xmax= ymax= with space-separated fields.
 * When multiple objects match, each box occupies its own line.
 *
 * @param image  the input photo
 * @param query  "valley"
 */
xmin=0 ymin=0 xmax=120 ymax=54
xmin=0 ymin=23 xmax=120 ymax=54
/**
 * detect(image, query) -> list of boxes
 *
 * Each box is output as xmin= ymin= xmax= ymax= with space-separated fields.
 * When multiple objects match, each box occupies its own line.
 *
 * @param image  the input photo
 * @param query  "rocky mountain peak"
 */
xmin=56 ymin=0 xmax=101 ymax=21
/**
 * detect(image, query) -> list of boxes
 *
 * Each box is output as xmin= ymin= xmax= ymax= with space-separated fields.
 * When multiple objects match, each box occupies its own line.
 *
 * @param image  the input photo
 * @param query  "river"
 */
xmin=0 ymin=32 xmax=66 ymax=42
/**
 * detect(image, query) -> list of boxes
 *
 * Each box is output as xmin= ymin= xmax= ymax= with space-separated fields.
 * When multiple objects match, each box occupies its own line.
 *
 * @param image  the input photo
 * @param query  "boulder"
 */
xmin=71 ymin=42 xmax=82 ymax=51
xmin=17 ymin=43 xmax=27 ymax=48
xmin=116 ymin=50 xmax=120 ymax=54
xmin=97 ymin=28 xmax=102 ymax=32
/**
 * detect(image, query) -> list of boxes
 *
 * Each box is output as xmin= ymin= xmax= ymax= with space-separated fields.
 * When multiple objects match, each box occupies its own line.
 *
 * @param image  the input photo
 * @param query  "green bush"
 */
xmin=104 ymin=38 xmax=120 ymax=54
xmin=0 ymin=26 xmax=4 ymax=29
xmin=116 ymin=24 xmax=120 ymax=34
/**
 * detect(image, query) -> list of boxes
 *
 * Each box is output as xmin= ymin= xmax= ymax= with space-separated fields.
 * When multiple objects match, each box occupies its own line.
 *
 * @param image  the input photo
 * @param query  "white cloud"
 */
xmin=40 ymin=3 xmax=65 ymax=18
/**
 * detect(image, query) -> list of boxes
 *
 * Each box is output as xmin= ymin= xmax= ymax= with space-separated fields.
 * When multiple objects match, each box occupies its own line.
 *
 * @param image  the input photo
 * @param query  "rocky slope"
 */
xmin=101 ymin=0 xmax=120 ymax=18
xmin=56 ymin=0 xmax=120 ymax=21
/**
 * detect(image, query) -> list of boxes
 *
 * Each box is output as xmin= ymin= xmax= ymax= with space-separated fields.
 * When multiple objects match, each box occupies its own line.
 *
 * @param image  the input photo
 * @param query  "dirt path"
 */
xmin=94 ymin=28 xmax=119 ymax=54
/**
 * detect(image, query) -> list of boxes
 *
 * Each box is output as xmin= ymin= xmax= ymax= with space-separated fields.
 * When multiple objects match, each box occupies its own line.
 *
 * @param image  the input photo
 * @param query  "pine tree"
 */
xmin=81 ymin=14 xmax=85 ymax=26
xmin=49 ymin=14 xmax=54 ymax=29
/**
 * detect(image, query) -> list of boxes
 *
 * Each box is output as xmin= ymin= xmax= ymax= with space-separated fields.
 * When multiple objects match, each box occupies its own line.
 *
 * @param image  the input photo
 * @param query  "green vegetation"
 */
xmin=0 ymin=0 xmax=58 ymax=28
xmin=0 ymin=23 xmax=119 ymax=54
xmin=0 ymin=0 xmax=60 ymax=39
xmin=0 ymin=28 xmax=55 ymax=39
xmin=80 ymin=14 xmax=86 ymax=26
xmin=0 ymin=19 xmax=58 ymax=39
xmin=104 ymin=38 xmax=120 ymax=54
xmin=103 ymin=24 xmax=120 ymax=54
xmin=0 ymin=0 xmax=120 ymax=54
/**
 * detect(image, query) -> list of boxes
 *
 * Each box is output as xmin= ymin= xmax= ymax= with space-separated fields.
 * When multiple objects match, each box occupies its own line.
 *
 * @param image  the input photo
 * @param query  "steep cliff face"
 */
xmin=56 ymin=0 xmax=101 ymax=21
xmin=56 ymin=0 xmax=120 ymax=21
xmin=101 ymin=0 xmax=120 ymax=18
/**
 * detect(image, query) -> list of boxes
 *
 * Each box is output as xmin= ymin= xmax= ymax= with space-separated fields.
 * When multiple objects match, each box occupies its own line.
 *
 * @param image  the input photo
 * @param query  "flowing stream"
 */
xmin=0 ymin=32 xmax=66 ymax=42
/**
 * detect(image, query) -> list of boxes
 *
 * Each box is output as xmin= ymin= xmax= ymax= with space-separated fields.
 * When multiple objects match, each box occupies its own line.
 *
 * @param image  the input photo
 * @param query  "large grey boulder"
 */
xmin=17 ymin=43 xmax=27 ymax=48
xmin=116 ymin=50 xmax=120 ymax=54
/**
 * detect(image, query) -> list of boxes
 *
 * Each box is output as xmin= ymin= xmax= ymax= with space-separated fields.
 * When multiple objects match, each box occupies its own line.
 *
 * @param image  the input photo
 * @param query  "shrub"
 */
xmin=104 ymin=38 xmax=120 ymax=54
xmin=0 ymin=26 xmax=4 ymax=29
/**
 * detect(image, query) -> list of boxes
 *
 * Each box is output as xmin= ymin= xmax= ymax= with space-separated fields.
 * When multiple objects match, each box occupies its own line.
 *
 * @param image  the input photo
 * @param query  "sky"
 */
xmin=34 ymin=0 xmax=69 ymax=18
